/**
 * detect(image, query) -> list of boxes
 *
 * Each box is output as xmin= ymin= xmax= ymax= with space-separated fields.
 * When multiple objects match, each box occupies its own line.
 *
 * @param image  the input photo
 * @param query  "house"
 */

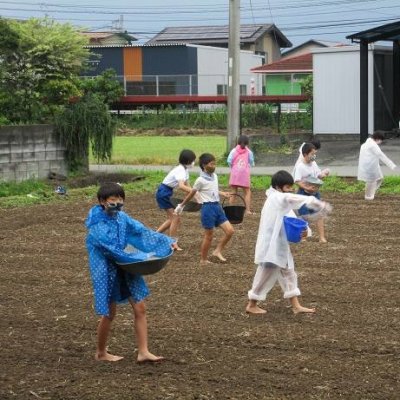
xmin=251 ymin=52 xmax=312 ymax=95
xmin=250 ymin=52 xmax=312 ymax=110
xmin=84 ymin=43 xmax=264 ymax=97
xmin=281 ymin=39 xmax=343 ymax=59
xmin=146 ymin=24 xmax=292 ymax=64
xmin=81 ymin=31 xmax=137 ymax=46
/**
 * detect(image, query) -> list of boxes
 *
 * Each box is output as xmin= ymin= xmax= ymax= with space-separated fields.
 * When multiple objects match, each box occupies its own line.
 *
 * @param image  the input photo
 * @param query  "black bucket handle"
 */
xmin=222 ymin=193 xmax=246 ymax=207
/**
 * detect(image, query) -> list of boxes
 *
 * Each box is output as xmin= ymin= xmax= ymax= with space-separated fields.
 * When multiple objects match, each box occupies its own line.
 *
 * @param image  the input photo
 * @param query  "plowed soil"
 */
xmin=1 ymin=188 xmax=399 ymax=399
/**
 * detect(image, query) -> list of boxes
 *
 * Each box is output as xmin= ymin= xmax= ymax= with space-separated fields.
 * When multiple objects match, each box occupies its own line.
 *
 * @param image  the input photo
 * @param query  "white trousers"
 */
xmin=365 ymin=179 xmax=383 ymax=200
xmin=248 ymin=263 xmax=301 ymax=301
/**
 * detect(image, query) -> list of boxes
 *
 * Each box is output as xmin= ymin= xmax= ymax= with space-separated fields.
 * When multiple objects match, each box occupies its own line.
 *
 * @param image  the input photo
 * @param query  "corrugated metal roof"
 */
xmin=85 ymin=43 xmax=189 ymax=49
xmin=251 ymin=53 xmax=313 ymax=73
xmin=347 ymin=20 xmax=400 ymax=42
xmin=147 ymin=24 xmax=292 ymax=47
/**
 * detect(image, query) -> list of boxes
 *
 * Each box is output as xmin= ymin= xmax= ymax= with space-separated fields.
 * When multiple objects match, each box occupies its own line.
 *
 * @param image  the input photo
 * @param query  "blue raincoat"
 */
xmin=85 ymin=205 xmax=174 ymax=316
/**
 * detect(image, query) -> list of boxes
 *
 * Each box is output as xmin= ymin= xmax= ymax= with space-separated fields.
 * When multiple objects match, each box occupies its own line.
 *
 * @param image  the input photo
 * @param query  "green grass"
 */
xmin=1 ymin=171 xmax=399 ymax=209
xmin=91 ymin=136 xmax=227 ymax=165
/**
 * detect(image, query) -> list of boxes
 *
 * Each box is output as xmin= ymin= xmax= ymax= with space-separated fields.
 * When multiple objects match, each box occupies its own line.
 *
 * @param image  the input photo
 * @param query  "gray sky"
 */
xmin=1 ymin=0 xmax=399 ymax=47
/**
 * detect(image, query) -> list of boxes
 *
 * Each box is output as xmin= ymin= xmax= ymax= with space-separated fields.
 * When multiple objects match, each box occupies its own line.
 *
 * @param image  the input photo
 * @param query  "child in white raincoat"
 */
xmin=357 ymin=131 xmax=397 ymax=200
xmin=246 ymin=170 xmax=331 ymax=315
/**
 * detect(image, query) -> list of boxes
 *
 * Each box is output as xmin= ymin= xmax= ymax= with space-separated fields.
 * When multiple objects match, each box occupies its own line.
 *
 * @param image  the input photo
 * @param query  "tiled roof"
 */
xmin=80 ymin=31 xmax=137 ymax=43
xmin=251 ymin=52 xmax=313 ymax=73
xmin=147 ymin=24 xmax=291 ymax=47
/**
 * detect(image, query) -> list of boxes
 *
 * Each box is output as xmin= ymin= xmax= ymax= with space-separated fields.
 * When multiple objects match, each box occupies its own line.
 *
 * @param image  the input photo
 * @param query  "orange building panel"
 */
xmin=123 ymin=48 xmax=142 ymax=81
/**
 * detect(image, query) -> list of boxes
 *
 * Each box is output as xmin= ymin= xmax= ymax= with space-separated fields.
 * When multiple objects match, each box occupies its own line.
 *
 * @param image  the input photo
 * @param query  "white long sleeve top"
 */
xmin=357 ymin=138 xmax=396 ymax=182
xmin=254 ymin=188 xmax=324 ymax=269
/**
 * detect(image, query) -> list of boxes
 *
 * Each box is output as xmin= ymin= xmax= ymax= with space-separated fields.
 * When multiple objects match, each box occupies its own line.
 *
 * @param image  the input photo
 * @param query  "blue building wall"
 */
xmin=85 ymin=48 xmax=124 ymax=76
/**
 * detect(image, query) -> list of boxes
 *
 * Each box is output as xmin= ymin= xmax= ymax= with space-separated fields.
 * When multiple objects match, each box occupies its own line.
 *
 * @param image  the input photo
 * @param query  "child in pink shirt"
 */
xmin=227 ymin=135 xmax=255 ymax=214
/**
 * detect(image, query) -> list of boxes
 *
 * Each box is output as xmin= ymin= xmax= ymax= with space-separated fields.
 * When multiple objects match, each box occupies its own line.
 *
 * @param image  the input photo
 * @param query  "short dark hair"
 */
xmin=199 ymin=153 xmax=216 ymax=171
xmin=179 ymin=149 xmax=196 ymax=165
xmin=372 ymin=131 xmax=385 ymax=141
xmin=97 ymin=182 xmax=125 ymax=202
xmin=310 ymin=138 xmax=321 ymax=150
xmin=271 ymin=170 xmax=294 ymax=189
xmin=301 ymin=143 xmax=316 ymax=156
xmin=237 ymin=135 xmax=249 ymax=148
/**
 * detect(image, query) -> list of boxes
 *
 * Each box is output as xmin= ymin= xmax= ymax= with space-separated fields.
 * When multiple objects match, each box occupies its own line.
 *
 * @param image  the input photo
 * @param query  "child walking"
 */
xmin=357 ymin=131 xmax=397 ymax=200
xmin=156 ymin=149 xmax=197 ymax=250
xmin=227 ymin=134 xmax=255 ymax=214
xmin=175 ymin=153 xmax=234 ymax=265
xmin=246 ymin=170 xmax=331 ymax=315
xmin=86 ymin=182 xmax=175 ymax=363
xmin=293 ymin=142 xmax=330 ymax=243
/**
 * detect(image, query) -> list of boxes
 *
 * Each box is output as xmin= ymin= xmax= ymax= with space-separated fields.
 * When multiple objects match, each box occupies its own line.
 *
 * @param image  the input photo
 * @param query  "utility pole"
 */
xmin=227 ymin=0 xmax=240 ymax=152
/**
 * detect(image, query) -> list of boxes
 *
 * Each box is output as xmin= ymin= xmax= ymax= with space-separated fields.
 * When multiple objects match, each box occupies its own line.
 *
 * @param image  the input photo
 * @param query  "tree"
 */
xmin=78 ymin=69 xmax=124 ymax=105
xmin=55 ymin=93 xmax=116 ymax=173
xmin=0 ymin=17 xmax=90 ymax=122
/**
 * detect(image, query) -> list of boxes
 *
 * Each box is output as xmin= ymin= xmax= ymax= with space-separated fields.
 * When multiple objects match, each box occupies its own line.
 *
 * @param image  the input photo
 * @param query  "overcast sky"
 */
xmin=1 ymin=0 xmax=399 ymax=47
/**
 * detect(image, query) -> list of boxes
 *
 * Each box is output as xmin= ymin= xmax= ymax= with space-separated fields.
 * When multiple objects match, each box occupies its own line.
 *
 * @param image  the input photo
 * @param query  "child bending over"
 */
xmin=86 ymin=182 xmax=175 ymax=363
xmin=246 ymin=170 xmax=331 ymax=315
xmin=175 ymin=153 xmax=234 ymax=265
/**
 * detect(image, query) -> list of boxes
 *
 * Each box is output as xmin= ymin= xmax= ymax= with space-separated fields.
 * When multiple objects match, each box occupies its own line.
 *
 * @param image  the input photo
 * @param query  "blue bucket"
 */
xmin=283 ymin=216 xmax=308 ymax=243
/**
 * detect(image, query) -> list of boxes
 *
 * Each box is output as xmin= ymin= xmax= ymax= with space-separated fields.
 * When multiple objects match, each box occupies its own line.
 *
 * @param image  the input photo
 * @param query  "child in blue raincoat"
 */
xmin=86 ymin=182 xmax=175 ymax=363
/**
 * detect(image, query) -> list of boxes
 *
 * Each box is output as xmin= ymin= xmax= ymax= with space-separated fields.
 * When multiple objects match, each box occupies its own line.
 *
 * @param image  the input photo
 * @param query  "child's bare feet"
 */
xmin=95 ymin=352 xmax=124 ymax=362
xmin=137 ymin=351 xmax=165 ymax=364
xmin=200 ymin=259 xmax=213 ymax=266
xmin=292 ymin=305 xmax=316 ymax=314
xmin=246 ymin=304 xmax=267 ymax=314
xmin=212 ymin=251 xmax=227 ymax=262
xmin=319 ymin=237 xmax=328 ymax=243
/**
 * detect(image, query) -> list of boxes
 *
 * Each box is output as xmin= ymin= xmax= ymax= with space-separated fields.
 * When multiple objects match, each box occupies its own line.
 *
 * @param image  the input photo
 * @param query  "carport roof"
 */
xmin=346 ymin=20 xmax=400 ymax=43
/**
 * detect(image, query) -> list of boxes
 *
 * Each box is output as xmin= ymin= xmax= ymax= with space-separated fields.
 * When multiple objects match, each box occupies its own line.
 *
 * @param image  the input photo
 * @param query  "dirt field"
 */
xmin=1 ymin=188 xmax=399 ymax=400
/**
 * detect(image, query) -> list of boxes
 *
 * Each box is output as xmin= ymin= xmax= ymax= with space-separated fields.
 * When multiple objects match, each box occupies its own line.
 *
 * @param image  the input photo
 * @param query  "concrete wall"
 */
xmin=0 ymin=125 xmax=66 ymax=182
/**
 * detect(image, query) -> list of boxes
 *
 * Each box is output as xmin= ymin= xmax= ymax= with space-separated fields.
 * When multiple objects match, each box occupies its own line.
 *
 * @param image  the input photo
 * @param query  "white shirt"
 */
xmin=254 ymin=188 xmax=323 ymax=269
xmin=193 ymin=173 xmax=220 ymax=203
xmin=357 ymin=138 xmax=396 ymax=182
xmin=162 ymin=164 xmax=189 ymax=188
xmin=293 ymin=160 xmax=321 ymax=182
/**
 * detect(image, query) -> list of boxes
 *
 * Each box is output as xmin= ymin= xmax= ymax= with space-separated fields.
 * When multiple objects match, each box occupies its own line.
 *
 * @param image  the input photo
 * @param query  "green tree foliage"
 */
xmin=78 ymin=69 xmax=124 ymax=105
xmin=55 ymin=94 xmax=116 ymax=173
xmin=300 ymin=75 xmax=313 ymax=114
xmin=0 ymin=17 xmax=90 ymax=122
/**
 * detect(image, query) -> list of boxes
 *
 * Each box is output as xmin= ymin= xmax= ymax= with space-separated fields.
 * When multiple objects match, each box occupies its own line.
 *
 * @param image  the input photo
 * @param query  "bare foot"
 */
xmin=137 ymin=352 xmax=165 ymax=364
xmin=319 ymin=238 xmax=328 ymax=243
xmin=292 ymin=306 xmax=316 ymax=314
xmin=95 ymin=352 xmax=124 ymax=362
xmin=246 ymin=304 xmax=267 ymax=314
xmin=200 ymin=259 xmax=213 ymax=266
xmin=245 ymin=211 xmax=254 ymax=216
xmin=212 ymin=251 xmax=227 ymax=262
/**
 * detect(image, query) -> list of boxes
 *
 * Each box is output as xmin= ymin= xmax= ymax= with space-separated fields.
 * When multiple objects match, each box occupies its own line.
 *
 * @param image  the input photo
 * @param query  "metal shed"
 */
xmin=347 ymin=20 xmax=400 ymax=143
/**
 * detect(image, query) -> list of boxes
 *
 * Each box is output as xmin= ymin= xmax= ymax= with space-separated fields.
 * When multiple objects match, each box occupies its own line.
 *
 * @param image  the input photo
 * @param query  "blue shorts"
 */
xmin=156 ymin=183 xmax=174 ymax=209
xmin=201 ymin=202 xmax=228 ymax=229
xmin=297 ymin=189 xmax=321 ymax=216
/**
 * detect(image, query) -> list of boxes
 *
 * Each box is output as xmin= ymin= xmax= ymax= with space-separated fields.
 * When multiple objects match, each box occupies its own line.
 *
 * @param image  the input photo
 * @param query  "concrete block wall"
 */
xmin=0 ymin=125 xmax=67 ymax=182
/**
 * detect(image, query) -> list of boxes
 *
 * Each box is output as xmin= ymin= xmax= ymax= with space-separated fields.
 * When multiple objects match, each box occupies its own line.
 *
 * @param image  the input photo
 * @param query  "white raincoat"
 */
xmin=254 ymin=187 xmax=324 ymax=270
xmin=357 ymin=138 xmax=396 ymax=182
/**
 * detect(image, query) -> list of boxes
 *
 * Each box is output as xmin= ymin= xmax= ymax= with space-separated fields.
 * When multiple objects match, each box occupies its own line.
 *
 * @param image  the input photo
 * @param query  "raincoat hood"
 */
xmin=85 ymin=205 xmax=118 ymax=228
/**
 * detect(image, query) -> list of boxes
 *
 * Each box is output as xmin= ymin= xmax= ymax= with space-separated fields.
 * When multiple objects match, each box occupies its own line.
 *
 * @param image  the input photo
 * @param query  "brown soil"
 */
xmin=1 ymin=187 xmax=399 ymax=399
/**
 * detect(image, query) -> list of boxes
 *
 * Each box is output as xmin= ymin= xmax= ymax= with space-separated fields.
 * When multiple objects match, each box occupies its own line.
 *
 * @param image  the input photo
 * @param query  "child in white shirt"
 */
xmin=246 ymin=170 xmax=331 ymax=315
xmin=175 ymin=153 xmax=234 ymax=265
xmin=293 ymin=143 xmax=329 ymax=243
xmin=156 ymin=149 xmax=196 ymax=250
